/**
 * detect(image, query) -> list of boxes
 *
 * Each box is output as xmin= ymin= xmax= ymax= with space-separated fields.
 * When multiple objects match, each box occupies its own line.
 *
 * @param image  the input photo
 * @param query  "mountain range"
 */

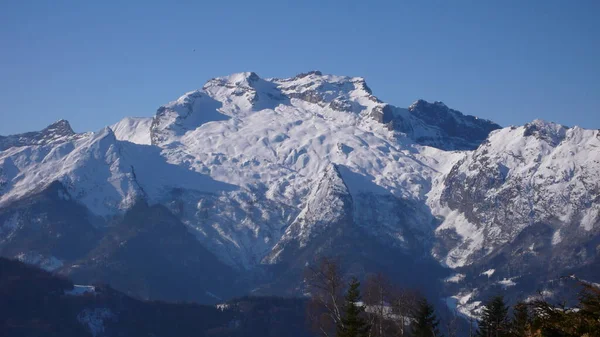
xmin=1 ymin=71 xmax=599 ymax=317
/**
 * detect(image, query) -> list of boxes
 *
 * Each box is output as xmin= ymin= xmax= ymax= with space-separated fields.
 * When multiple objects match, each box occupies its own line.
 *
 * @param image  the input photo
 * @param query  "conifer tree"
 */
xmin=510 ymin=301 xmax=530 ymax=337
xmin=411 ymin=298 xmax=441 ymax=337
xmin=337 ymin=277 xmax=370 ymax=337
xmin=477 ymin=296 xmax=509 ymax=337
xmin=577 ymin=283 xmax=600 ymax=336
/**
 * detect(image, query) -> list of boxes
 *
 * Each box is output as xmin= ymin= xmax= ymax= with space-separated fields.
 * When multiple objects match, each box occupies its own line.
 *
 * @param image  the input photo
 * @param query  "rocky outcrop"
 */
xmin=0 ymin=120 xmax=78 ymax=151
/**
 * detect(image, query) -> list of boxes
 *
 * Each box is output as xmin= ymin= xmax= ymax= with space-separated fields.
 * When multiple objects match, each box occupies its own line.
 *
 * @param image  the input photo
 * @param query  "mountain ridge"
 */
xmin=1 ymin=71 xmax=598 ymax=317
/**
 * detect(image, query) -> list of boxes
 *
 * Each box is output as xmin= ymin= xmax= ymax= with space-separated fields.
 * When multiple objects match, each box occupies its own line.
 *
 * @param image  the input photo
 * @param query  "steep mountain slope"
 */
xmin=64 ymin=202 xmax=241 ymax=303
xmin=0 ymin=126 xmax=233 ymax=215
xmin=404 ymin=99 xmax=501 ymax=150
xmin=0 ymin=71 xmax=598 ymax=315
xmin=0 ymin=181 xmax=240 ymax=303
xmin=434 ymin=120 xmax=600 ymax=269
xmin=430 ymin=120 xmax=600 ymax=315
xmin=0 ymin=181 xmax=102 ymax=270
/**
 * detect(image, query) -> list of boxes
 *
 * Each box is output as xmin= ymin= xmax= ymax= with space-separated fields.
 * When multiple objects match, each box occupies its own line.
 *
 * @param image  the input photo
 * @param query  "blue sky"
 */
xmin=1 ymin=0 xmax=599 ymax=135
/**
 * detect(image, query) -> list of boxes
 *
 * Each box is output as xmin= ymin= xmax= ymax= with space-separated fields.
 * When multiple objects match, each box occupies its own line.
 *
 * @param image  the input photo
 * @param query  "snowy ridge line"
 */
xmin=1 ymin=71 xmax=599 ymax=278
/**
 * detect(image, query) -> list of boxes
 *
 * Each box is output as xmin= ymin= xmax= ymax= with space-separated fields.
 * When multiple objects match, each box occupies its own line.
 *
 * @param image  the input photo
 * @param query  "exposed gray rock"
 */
xmin=403 ymin=99 xmax=501 ymax=150
xmin=0 ymin=120 xmax=78 ymax=151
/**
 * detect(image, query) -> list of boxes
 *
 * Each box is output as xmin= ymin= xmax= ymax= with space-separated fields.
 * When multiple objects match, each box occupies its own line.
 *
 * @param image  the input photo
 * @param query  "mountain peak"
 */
xmin=158 ymin=72 xmax=501 ymax=151
xmin=408 ymin=99 xmax=448 ymax=112
xmin=210 ymin=72 xmax=261 ymax=87
xmin=265 ymin=163 xmax=353 ymax=263
xmin=523 ymin=119 xmax=568 ymax=146
xmin=402 ymin=99 xmax=501 ymax=150
xmin=0 ymin=119 xmax=77 ymax=151
xmin=95 ymin=126 xmax=116 ymax=139
xmin=42 ymin=119 xmax=75 ymax=136
xmin=293 ymin=70 xmax=323 ymax=79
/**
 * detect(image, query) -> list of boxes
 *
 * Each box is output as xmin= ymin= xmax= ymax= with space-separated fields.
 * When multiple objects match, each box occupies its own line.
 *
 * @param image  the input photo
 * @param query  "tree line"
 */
xmin=304 ymin=257 xmax=600 ymax=337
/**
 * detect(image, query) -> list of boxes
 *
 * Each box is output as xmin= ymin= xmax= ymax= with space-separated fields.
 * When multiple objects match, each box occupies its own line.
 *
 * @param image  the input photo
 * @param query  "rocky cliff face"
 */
xmin=405 ymin=99 xmax=501 ymax=150
xmin=0 ymin=71 xmax=598 ymax=314
xmin=429 ymin=120 xmax=600 ymax=316
xmin=436 ymin=120 xmax=600 ymax=268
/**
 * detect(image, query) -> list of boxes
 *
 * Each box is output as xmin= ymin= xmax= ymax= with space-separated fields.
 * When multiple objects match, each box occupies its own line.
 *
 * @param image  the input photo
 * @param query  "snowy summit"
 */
xmin=0 ymin=71 xmax=599 ymax=311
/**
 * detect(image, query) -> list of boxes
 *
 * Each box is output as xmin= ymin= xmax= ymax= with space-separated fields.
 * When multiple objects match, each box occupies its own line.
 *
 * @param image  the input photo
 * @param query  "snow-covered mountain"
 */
xmin=1 ymin=71 xmax=598 ymax=312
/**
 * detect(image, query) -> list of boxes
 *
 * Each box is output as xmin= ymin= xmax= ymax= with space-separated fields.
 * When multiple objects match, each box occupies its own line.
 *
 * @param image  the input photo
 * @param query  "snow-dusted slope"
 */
xmin=0 ymin=127 xmax=233 ymax=215
xmin=145 ymin=71 xmax=454 ymax=268
xmin=266 ymin=164 xmax=354 ymax=263
xmin=1 ymin=71 xmax=598 ymax=308
xmin=110 ymin=117 xmax=152 ymax=145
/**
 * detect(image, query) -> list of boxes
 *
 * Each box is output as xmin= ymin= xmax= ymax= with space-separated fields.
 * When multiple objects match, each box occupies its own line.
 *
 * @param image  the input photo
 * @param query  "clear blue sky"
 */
xmin=1 ymin=0 xmax=599 ymax=135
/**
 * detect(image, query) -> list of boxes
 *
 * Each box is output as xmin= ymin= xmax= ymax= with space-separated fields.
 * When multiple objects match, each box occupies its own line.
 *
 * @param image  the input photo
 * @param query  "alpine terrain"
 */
xmin=1 ymin=71 xmax=599 ymax=318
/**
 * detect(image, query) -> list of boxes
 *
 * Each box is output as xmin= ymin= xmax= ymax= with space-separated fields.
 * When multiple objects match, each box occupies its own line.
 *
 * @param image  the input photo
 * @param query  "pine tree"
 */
xmin=411 ymin=298 xmax=441 ymax=337
xmin=578 ymin=283 xmax=600 ymax=336
xmin=477 ymin=296 xmax=509 ymax=337
xmin=510 ymin=301 xmax=530 ymax=337
xmin=337 ymin=277 xmax=370 ymax=337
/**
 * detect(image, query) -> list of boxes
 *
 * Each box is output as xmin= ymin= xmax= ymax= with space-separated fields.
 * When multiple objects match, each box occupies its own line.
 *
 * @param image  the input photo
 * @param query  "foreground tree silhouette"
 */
xmin=578 ymin=283 xmax=600 ymax=335
xmin=529 ymin=281 xmax=600 ymax=336
xmin=477 ymin=295 xmax=509 ymax=337
xmin=411 ymin=298 xmax=441 ymax=337
xmin=305 ymin=257 xmax=346 ymax=337
xmin=337 ymin=277 xmax=370 ymax=337
xmin=510 ymin=301 xmax=531 ymax=337
xmin=363 ymin=273 xmax=392 ymax=337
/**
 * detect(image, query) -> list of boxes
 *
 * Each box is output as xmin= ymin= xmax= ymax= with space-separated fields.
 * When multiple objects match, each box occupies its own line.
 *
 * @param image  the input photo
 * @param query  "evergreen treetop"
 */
xmin=337 ymin=277 xmax=370 ymax=337
xmin=477 ymin=295 xmax=509 ymax=337
xmin=411 ymin=298 xmax=441 ymax=337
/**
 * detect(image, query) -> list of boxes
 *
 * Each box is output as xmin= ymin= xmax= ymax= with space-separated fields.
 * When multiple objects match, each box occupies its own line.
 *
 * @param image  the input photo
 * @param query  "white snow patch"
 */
xmin=444 ymin=290 xmax=482 ymax=319
xmin=525 ymin=289 xmax=554 ymax=303
xmin=481 ymin=269 xmax=495 ymax=278
xmin=435 ymin=209 xmax=484 ymax=268
xmin=581 ymin=208 xmax=599 ymax=231
xmin=216 ymin=303 xmax=230 ymax=311
xmin=552 ymin=230 xmax=563 ymax=245
xmin=498 ymin=277 xmax=517 ymax=288
xmin=444 ymin=274 xmax=466 ymax=283
xmin=66 ymin=285 xmax=96 ymax=296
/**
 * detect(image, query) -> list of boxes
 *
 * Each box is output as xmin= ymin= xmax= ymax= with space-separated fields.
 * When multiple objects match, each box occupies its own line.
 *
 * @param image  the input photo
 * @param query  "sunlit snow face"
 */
xmin=2 ymin=71 xmax=598 ymax=275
